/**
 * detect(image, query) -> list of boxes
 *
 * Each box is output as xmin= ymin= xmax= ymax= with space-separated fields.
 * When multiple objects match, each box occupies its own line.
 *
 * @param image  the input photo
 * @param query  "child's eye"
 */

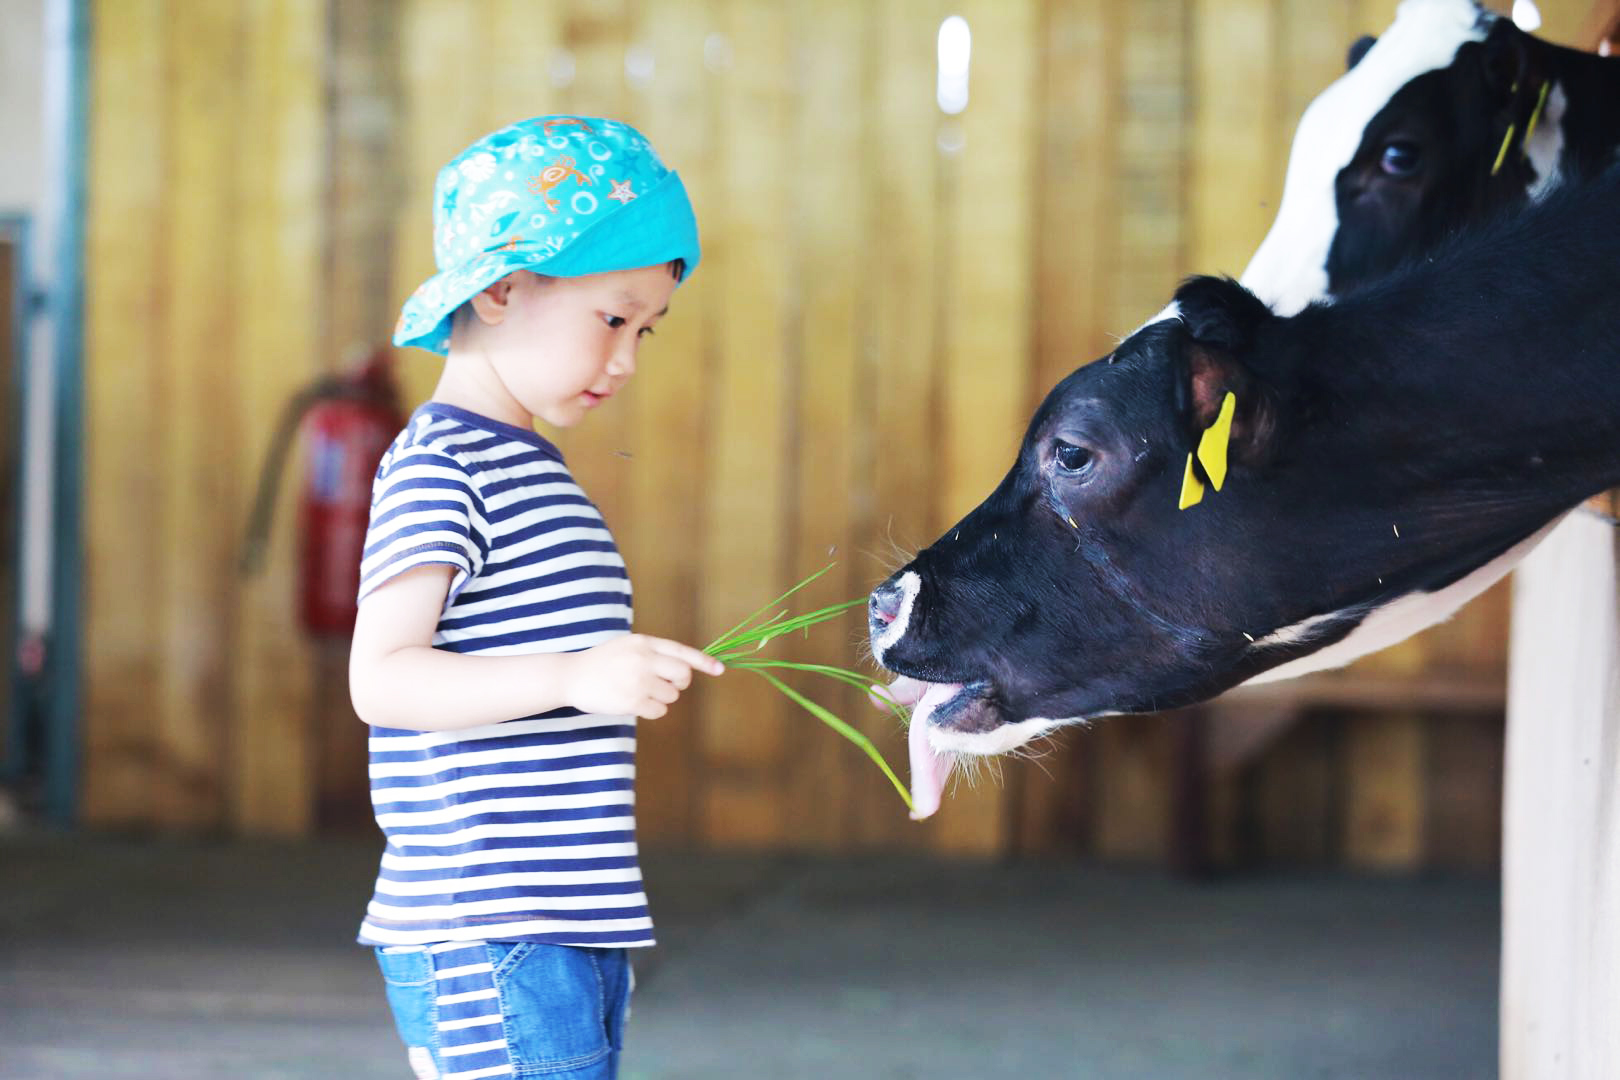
xmin=637 ymin=326 xmax=656 ymax=339
xmin=602 ymin=314 xmax=627 ymax=329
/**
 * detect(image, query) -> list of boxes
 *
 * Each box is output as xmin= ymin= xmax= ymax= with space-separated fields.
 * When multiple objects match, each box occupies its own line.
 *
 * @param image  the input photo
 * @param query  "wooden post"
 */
xmin=1499 ymin=6 xmax=1620 ymax=1075
xmin=1500 ymin=512 xmax=1620 ymax=1079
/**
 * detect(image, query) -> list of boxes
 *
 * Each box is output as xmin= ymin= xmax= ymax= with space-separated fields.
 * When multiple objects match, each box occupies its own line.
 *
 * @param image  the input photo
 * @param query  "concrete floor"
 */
xmin=0 ymin=834 xmax=1500 ymax=1079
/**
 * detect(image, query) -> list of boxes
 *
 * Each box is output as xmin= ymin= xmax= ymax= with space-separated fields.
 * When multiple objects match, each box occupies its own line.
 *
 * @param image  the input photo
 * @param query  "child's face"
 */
xmin=465 ymin=265 xmax=679 ymax=429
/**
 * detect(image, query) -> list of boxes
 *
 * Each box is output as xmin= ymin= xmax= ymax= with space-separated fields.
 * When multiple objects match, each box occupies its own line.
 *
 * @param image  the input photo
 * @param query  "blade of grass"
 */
xmin=752 ymin=669 xmax=914 ymax=814
xmin=703 ymin=562 xmax=841 ymax=653
xmin=709 ymin=598 xmax=867 ymax=661
xmin=727 ymin=659 xmax=909 ymax=721
xmin=707 ymin=596 xmax=864 ymax=655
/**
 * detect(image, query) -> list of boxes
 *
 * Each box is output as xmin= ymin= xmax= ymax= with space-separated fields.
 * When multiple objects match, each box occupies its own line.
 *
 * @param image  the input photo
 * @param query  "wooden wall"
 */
xmin=0 ymin=234 xmax=15 ymax=778
xmin=84 ymin=0 xmax=325 ymax=832
xmin=80 ymin=0 xmax=1590 ymax=859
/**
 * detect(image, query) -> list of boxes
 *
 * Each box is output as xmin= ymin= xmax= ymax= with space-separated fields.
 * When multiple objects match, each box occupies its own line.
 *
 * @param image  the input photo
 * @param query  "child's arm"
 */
xmin=349 ymin=563 xmax=723 ymax=731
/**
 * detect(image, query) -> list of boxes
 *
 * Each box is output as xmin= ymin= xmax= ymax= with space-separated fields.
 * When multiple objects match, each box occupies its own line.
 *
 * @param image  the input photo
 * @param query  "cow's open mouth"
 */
xmin=905 ymin=678 xmax=992 ymax=821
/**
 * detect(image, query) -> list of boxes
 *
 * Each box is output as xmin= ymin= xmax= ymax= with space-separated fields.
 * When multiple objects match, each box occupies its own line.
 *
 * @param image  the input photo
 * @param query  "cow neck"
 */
xmin=1271 ymin=175 xmax=1620 ymax=511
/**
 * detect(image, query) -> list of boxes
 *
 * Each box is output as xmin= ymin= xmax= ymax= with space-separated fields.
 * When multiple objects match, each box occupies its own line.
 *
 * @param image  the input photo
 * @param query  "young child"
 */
xmin=349 ymin=115 xmax=724 ymax=1080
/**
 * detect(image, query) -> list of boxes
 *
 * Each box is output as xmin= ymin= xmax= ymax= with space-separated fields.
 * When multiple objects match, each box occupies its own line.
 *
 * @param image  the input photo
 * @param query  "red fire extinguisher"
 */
xmin=241 ymin=349 xmax=406 ymax=637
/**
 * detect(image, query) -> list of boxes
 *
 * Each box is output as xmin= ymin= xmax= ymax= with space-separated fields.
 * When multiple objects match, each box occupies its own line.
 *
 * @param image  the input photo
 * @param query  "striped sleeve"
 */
xmin=359 ymin=443 xmax=487 ymax=604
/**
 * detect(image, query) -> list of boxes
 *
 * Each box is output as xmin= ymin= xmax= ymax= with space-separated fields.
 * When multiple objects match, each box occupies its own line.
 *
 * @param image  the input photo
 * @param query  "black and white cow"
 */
xmin=870 ymin=172 xmax=1620 ymax=818
xmin=872 ymin=0 xmax=1620 ymax=817
xmin=1244 ymin=0 xmax=1620 ymax=314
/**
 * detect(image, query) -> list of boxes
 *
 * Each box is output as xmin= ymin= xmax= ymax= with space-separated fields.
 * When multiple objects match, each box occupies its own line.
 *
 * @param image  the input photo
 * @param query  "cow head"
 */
xmin=1242 ymin=0 xmax=1579 ymax=313
xmin=870 ymin=273 xmax=1571 ymax=816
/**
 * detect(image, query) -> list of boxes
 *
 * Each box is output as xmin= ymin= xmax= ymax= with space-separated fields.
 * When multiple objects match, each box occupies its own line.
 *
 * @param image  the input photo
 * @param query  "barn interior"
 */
xmin=0 ymin=1 xmax=1609 ymax=1077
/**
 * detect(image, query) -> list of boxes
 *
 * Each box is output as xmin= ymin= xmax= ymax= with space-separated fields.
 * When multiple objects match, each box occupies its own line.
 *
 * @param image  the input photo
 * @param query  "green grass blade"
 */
xmin=703 ymin=562 xmax=841 ymax=654
xmin=709 ymin=598 xmax=867 ymax=661
xmin=728 ymin=659 xmax=909 ymax=721
xmin=752 ymin=670 xmax=914 ymax=814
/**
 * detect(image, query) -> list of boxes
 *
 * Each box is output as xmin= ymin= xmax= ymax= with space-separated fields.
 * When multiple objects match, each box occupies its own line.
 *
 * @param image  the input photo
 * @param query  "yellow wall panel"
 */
xmin=84 ymin=0 xmax=168 ymax=826
xmin=696 ymin=3 xmax=794 ymax=817
xmin=79 ymin=0 xmax=1516 ymax=862
xmin=623 ymin=0 xmax=714 ymax=846
xmin=229 ymin=0 xmax=324 ymax=836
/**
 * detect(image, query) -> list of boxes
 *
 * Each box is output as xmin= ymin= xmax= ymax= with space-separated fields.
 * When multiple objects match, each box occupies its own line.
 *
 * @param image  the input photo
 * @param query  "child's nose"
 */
xmin=609 ymin=341 xmax=638 ymax=379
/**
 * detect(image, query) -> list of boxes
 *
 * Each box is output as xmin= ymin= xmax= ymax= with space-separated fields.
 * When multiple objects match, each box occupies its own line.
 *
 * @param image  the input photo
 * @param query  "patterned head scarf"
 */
xmin=394 ymin=115 xmax=701 ymax=355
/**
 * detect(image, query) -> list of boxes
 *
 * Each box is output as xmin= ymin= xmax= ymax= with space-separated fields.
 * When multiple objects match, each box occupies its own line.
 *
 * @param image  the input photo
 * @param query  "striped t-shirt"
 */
xmin=355 ymin=402 xmax=652 ymax=949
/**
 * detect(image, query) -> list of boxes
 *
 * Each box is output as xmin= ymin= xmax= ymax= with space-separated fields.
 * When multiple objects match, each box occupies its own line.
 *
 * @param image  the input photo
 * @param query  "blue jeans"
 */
xmin=376 ymin=941 xmax=630 ymax=1079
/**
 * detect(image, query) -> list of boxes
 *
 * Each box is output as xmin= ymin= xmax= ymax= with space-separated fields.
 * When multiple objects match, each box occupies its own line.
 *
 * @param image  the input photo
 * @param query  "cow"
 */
xmin=869 ymin=171 xmax=1620 ymax=819
xmin=872 ymin=0 xmax=1620 ymax=817
xmin=1245 ymin=0 xmax=1620 ymax=314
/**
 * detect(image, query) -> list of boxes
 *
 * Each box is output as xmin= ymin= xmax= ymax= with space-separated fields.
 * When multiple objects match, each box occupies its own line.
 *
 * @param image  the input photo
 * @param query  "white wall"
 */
xmin=0 ymin=0 xmax=45 ymax=217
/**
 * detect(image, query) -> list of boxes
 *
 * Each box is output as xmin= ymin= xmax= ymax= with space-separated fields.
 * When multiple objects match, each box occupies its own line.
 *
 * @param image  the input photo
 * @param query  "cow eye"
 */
xmin=1053 ymin=441 xmax=1094 ymax=474
xmin=1380 ymin=141 xmax=1420 ymax=177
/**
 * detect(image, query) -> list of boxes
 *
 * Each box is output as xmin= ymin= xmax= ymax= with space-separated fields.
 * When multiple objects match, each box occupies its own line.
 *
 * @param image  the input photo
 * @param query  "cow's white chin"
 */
xmin=897 ymin=680 xmax=1073 ymax=820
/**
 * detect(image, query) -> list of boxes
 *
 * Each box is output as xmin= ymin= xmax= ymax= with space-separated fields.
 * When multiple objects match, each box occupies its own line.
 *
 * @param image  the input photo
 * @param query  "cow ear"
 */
xmin=1173 ymin=276 xmax=1272 ymax=357
xmin=1347 ymin=34 xmax=1376 ymax=71
xmin=1481 ymin=19 xmax=1531 ymax=100
xmin=1172 ymin=276 xmax=1278 ymax=463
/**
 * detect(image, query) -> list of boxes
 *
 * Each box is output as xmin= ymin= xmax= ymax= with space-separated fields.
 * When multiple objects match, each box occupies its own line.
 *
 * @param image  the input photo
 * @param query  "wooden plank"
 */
xmin=82 ymin=0 xmax=170 ymax=826
xmin=312 ymin=0 xmax=404 ymax=831
xmin=1033 ymin=0 xmax=1116 ymax=399
xmin=1189 ymin=0 xmax=1278 ymax=277
xmin=1109 ymin=0 xmax=1188 ymax=334
xmin=1277 ymin=1 xmax=1356 ymax=192
xmin=551 ymin=1 xmax=633 ymax=540
xmin=228 ymin=0 xmax=324 ymax=836
xmin=1342 ymin=711 xmax=1426 ymax=869
xmin=1218 ymin=669 xmax=1505 ymax=712
xmin=930 ymin=0 xmax=1039 ymax=857
xmin=1579 ymin=0 xmax=1620 ymax=47
xmin=697 ymin=2 xmax=793 ymax=842
xmin=1251 ymin=712 xmax=1338 ymax=865
xmin=327 ymin=0 xmax=403 ymax=366
xmin=0 ymin=239 xmax=14 ymax=775
xmin=1353 ymin=0 xmax=1401 ymax=35
xmin=485 ymin=0 xmax=563 ymax=130
xmin=778 ymin=0 xmax=867 ymax=852
xmin=1094 ymin=718 xmax=1174 ymax=861
xmin=1423 ymin=712 xmax=1503 ymax=872
xmin=1417 ymin=577 xmax=1513 ymax=674
xmin=150 ymin=1 xmax=244 ymax=829
xmin=622 ymin=0 xmax=713 ymax=846
xmin=1008 ymin=729 xmax=1094 ymax=856
xmin=391 ymin=0 xmax=494 ymax=408
xmin=852 ymin=0 xmax=942 ymax=852
xmin=1529 ymin=0 xmax=1600 ymax=46
xmin=702 ymin=776 xmax=785 ymax=851
xmin=1015 ymin=0 xmax=1113 ymax=858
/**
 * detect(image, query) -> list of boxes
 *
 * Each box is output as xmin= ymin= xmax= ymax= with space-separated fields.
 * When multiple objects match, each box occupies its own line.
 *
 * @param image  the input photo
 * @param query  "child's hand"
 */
xmin=566 ymin=635 xmax=725 ymax=719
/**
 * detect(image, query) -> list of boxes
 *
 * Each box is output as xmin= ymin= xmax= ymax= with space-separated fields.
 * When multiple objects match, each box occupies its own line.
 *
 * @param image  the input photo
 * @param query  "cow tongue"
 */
xmin=907 ymin=682 xmax=962 ymax=821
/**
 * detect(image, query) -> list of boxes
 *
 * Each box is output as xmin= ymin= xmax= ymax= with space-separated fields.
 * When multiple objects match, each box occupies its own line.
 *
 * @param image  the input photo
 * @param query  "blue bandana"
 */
xmin=394 ymin=115 xmax=701 ymax=355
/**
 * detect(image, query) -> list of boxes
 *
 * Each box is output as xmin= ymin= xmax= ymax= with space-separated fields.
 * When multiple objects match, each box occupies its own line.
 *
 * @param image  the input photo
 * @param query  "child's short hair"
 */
xmin=394 ymin=116 xmax=700 ymax=356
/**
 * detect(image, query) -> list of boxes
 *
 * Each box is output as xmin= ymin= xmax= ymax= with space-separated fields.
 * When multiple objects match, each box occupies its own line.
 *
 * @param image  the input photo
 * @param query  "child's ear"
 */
xmin=468 ymin=277 xmax=516 ymax=326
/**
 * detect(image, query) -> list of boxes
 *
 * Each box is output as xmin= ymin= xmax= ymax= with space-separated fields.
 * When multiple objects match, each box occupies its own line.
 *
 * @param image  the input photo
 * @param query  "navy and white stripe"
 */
xmin=358 ymin=403 xmax=652 ymax=949
xmin=427 ymin=942 xmax=513 ymax=1079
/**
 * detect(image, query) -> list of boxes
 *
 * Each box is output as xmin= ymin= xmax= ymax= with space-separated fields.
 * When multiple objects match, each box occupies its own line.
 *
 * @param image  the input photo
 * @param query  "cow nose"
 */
xmin=870 ymin=581 xmax=904 ymax=625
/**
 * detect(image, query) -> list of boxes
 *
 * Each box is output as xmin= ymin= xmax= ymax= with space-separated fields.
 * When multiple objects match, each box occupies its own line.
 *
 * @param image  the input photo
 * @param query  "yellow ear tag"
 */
xmin=1196 ymin=391 xmax=1236 ymax=491
xmin=1178 ymin=453 xmax=1205 ymax=510
xmin=1523 ymin=80 xmax=1551 ymax=146
xmin=1491 ymin=122 xmax=1516 ymax=176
